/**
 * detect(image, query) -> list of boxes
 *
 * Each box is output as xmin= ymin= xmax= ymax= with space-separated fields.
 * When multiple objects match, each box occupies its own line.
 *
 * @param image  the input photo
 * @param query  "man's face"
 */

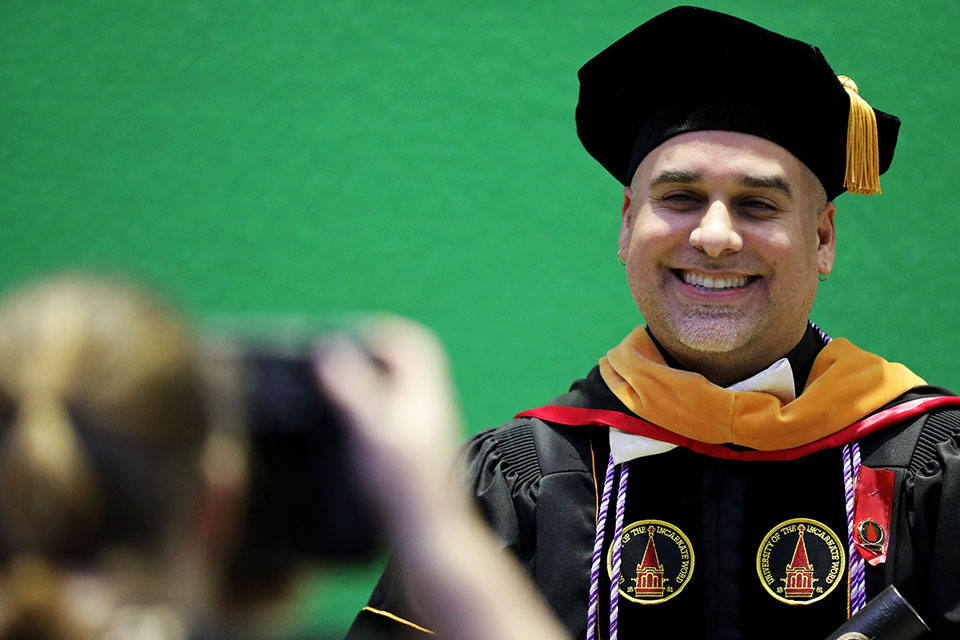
xmin=619 ymin=130 xmax=836 ymax=380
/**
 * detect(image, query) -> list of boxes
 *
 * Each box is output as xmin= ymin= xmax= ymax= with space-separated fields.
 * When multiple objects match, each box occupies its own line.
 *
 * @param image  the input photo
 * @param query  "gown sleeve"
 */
xmin=890 ymin=409 xmax=960 ymax=638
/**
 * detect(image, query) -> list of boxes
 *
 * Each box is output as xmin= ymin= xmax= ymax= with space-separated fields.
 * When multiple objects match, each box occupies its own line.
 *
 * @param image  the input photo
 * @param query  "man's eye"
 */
xmin=740 ymin=199 xmax=777 ymax=212
xmin=661 ymin=192 xmax=702 ymax=207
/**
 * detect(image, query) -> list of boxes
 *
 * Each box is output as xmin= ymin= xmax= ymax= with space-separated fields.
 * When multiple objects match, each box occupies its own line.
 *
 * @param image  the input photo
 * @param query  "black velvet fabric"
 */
xmin=575 ymin=6 xmax=901 ymax=200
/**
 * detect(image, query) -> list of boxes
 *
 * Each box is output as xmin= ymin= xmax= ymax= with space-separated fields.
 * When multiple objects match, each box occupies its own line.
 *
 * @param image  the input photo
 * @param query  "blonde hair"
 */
xmin=0 ymin=273 xmax=210 ymax=639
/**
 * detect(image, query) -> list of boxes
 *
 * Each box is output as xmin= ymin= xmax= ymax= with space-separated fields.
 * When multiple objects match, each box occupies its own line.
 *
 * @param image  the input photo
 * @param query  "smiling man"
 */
xmin=347 ymin=7 xmax=960 ymax=640
xmin=620 ymin=130 xmax=835 ymax=385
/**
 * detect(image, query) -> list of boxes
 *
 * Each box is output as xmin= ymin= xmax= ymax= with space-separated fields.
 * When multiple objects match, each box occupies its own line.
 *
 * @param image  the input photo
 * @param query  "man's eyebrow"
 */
xmin=647 ymin=170 xmax=795 ymax=200
xmin=738 ymin=175 xmax=793 ymax=199
xmin=648 ymin=170 xmax=701 ymax=189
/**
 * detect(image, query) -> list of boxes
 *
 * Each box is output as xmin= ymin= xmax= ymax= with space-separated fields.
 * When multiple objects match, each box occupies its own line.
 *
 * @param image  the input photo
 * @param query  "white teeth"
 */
xmin=681 ymin=271 xmax=749 ymax=290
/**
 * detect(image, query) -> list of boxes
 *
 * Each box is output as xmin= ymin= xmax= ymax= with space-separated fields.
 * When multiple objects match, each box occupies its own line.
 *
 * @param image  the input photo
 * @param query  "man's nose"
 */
xmin=688 ymin=201 xmax=743 ymax=257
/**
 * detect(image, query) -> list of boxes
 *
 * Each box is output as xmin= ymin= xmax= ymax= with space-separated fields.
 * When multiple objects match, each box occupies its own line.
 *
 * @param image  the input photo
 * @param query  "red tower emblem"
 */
xmin=783 ymin=524 xmax=817 ymax=598
xmin=610 ymin=520 xmax=694 ymax=605
xmin=634 ymin=528 xmax=666 ymax=598
xmin=757 ymin=518 xmax=845 ymax=605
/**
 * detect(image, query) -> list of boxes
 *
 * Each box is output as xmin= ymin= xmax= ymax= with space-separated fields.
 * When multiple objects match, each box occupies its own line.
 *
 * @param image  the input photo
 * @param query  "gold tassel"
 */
xmin=838 ymin=75 xmax=882 ymax=196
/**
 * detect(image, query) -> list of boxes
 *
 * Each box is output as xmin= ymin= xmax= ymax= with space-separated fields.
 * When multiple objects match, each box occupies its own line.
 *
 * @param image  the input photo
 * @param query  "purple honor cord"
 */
xmin=816 ymin=323 xmax=866 ymax=616
xmin=609 ymin=462 xmax=630 ymax=640
xmin=585 ymin=322 xmax=864 ymax=639
xmin=586 ymin=453 xmax=616 ymax=640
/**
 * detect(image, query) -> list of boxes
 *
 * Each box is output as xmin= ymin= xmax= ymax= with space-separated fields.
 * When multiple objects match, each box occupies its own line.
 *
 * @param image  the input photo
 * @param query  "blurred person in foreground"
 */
xmin=0 ymin=274 xmax=248 ymax=640
xmin=0 ymin=272 xmax=552 ymax=640
xmin=346 ymin=6 xmax=960 ymax=640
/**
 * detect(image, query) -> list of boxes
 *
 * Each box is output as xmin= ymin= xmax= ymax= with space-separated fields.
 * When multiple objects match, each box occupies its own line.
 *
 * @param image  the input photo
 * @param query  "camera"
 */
xmin=220 ymin=339 xmax=380 ymax=592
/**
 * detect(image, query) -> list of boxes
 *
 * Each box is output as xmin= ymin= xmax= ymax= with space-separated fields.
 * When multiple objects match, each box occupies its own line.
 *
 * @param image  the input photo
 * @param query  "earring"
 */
xmin=617 ymin=251 xmax=626 ymax=267
xmin=818 ymin=267 xmax=831 ymax=282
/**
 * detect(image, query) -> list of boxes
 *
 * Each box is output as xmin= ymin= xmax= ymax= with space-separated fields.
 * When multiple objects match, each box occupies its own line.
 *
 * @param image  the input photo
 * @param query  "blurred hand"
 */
xmin=318 ymin=316 xmax=568 ymax=640
xmin=315 ymin=316 xmax=463 ymax=524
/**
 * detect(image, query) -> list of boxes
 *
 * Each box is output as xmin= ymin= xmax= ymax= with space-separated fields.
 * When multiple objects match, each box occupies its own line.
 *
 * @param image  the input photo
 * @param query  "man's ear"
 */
xmin=817 ymin=201 xmax=837 ymax=276
xmin=619 ymin=187 xmax=634 ymax=256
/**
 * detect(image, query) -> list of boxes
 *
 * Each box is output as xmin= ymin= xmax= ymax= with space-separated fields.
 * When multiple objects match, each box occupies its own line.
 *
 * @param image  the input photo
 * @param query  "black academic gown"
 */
xmin=346 ymin=357 xmax=960 ymax=639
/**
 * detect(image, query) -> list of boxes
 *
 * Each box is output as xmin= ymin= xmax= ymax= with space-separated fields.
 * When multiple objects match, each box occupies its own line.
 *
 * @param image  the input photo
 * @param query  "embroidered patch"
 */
xmin=606 ymin=519 xmax=694 ymax=604
xmin=756 ymin=518 xmax=846 ymax=605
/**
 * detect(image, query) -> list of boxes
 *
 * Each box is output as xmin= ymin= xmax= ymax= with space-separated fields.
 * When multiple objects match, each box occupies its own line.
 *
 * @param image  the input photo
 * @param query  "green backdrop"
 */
xmin=3 ymin=0 xmax=959 ymax=634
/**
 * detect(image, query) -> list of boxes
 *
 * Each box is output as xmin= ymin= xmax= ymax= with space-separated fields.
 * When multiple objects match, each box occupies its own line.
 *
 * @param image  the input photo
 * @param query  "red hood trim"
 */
xmin=515 ymin=396 xmax=960 ymax=461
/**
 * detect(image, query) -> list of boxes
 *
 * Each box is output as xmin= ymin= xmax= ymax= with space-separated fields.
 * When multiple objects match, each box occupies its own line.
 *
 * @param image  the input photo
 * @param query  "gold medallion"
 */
xmin=756 ymin=518 xmax=846 ymax=605
xmin=606 ymin=519 xmax=694 ymax=604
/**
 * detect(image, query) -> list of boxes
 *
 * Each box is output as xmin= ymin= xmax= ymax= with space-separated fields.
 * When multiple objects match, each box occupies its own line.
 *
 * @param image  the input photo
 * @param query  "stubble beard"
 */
xmin=662 ymin=304 xmax=752 ymax=354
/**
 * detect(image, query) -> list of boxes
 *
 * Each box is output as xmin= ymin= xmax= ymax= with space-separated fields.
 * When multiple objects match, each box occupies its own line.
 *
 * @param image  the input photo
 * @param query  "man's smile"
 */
xmin=674 ymin=269 xmax=758 ymax=293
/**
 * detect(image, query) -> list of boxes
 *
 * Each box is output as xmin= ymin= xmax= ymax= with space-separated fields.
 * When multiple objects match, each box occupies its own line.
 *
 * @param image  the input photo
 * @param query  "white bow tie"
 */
xmin=609 ymin=357 xmax=797 ymax=464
